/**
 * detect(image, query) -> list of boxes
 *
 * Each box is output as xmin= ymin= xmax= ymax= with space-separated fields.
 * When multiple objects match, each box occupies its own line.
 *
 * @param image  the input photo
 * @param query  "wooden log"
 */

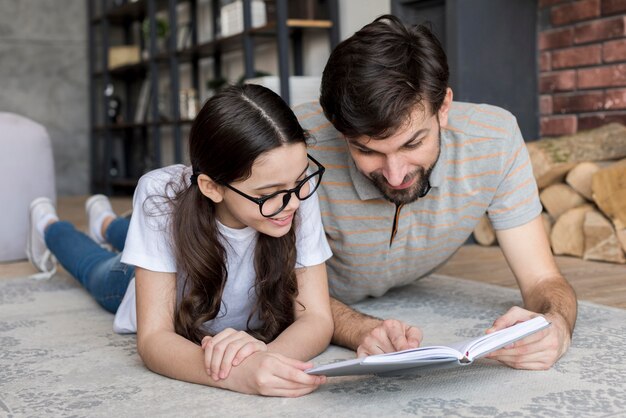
xmin=591 ymin=159 xmax=626 ymax=225
xmin=550 ymin=204 xmax=594 ymax=257
xmin=539 ymin=183 xmax=586 ymax=219
xmin=565 ymin=161 xmax=610 ymax=200
xmin=542 ymin=212 xmax=553 ymax=240
xmin=527 ymin=123 xmax=626 ymax=189
xmin=614 ymin=219 xmax=626 ymax=254
xmin=583 ymin=210 xmax=626 ymax=264
xmin=473 ymin=214 xmax=496 ymax=246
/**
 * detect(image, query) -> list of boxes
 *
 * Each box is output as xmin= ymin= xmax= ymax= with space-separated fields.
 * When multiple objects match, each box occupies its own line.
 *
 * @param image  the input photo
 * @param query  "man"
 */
xmin=295 ymin=15 xmax=576 ymax=370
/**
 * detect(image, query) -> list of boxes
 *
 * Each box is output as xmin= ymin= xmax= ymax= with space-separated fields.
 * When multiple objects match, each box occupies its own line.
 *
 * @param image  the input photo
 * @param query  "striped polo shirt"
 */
xmin=294 ymin=101 xmax=542 ymax=304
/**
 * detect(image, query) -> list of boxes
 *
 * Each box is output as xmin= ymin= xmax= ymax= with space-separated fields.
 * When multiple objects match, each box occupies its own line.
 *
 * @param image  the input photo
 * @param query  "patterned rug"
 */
xmin=1 ymin=271 xmax=625 ymax=417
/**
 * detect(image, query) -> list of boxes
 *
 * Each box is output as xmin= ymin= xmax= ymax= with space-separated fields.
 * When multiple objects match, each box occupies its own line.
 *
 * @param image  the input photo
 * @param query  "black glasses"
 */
xmin=222 ymin=154 xmax=325 ymax=218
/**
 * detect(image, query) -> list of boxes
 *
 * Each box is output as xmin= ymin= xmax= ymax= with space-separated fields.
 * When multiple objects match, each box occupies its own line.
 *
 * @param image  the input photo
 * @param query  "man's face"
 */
xmin=346 ymin=100 xmax=450 ymax=205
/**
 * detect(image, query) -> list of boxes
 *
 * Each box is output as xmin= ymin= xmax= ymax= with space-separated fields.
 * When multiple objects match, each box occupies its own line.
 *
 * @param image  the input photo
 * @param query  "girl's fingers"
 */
xmin=201 ymin=335 xmax=212 ymax=350
xmin=218 ymin=339 xmax=261 ymax=379
xmin=232 ymin=341 xmax=266 ymax=366
xmin=210 ymin=332 xmax=244 ymax=380
xmin=272 ymin=362 xmax=325 ymax=386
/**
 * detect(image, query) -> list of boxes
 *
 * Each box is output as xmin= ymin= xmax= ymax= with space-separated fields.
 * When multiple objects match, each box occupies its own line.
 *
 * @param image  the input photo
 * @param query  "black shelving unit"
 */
xmin=88 ymin=0 xmax=340 ymax=195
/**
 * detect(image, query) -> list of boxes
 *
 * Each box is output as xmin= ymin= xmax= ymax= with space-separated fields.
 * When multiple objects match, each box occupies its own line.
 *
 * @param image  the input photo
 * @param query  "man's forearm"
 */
xmin=330 ymin=297 xmax=381 ymax=350
xmin=523 ymin=275 xmax=577 ymax=334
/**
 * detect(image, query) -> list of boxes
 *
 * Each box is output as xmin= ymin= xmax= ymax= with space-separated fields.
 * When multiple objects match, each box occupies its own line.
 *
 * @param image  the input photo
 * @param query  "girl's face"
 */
xmin=215 ymin=142 xmax=309 ymax=237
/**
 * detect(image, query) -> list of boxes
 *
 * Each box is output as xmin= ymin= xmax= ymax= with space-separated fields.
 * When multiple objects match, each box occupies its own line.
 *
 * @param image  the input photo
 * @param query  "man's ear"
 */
xmin=197 ymin=174 xmax=224 ymax=203
xmin=438 ymin=87 xmax=453 ymax=127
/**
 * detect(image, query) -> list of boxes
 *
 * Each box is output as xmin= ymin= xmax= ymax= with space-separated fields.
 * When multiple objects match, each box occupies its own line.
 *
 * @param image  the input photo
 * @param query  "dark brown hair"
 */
xmin=320 ymin=14 xmax=449 ymax=139
xmin=170 ymin=84 xmax=306 ymax=344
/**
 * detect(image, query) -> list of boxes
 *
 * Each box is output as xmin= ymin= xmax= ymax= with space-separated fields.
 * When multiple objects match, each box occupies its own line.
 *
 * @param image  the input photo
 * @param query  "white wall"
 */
xmin=339 ymin=0 xmax=391 ymax=40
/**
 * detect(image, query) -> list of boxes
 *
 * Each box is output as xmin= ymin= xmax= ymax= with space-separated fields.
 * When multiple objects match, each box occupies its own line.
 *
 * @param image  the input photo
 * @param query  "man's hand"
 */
xmin=356 ymin=319 xmax=423 ymax=357
xmin=485 ymin=306 xmax=571 ymax=370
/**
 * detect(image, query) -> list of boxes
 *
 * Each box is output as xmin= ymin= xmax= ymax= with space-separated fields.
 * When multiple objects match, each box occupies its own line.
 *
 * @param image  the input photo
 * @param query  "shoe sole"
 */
xmin=26 ymin=197 xmax=53 ymax=267
xmin=85 ymin=194 xmax=111 ymax=244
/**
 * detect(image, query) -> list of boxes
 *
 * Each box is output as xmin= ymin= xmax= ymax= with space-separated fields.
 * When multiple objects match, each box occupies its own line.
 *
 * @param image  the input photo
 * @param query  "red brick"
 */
xmin=605 ymin=88 xmax=626 ymax=109
xmin=602 ymin=0 xmax=626 ymax=15
xmin=577 ymin=64 xmax=626 ymax=88
xmin=574 ymin=16 xmax=626 ymax=43
xmin=540 ymin=27 xmax=575 ymax=50
xmin=578 ymin=111 xmax=626 ymax=129
xmin=540 ymin=70 xmax=577 ymax=93
xmin=553 ymin=91 xmax=605 ymax=113
xmin=541 ymin=116 xmax=578 ymax=136
xmin=540 ymin=0 xmax=570 ymax=8
xmin=540 ymin=95 xmax=554 ymax=115
xmin=603 ymin=38 xmax=626 ymax=62
xmin=540 ymin=52 xmax=552 ymax=71
xmin=552 ymin=44 xmax=603 ymax=68
xmin=552 ymin=0 xmax=601 ymax=26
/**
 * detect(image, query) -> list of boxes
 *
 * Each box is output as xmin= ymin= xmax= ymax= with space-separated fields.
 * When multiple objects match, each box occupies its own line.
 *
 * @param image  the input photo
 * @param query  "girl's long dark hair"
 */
xmin=171 ymin=84 xmax=306 ymax=344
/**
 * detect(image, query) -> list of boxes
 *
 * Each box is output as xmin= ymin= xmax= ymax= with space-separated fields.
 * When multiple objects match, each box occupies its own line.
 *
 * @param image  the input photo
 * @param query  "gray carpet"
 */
xmin=1 ymin=271 xmax=625 ymax=417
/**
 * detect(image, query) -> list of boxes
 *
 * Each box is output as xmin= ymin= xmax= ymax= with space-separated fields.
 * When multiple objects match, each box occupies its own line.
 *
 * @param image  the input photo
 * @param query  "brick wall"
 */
xmin=538 ymin=0 xmax=626 ymax=136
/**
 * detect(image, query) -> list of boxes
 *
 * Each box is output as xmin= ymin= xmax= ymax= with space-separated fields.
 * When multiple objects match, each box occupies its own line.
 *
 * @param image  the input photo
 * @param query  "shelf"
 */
xmin=92 ymin=0 xmax=147 ymax=24
xmin=88 ymin=0 xmax=340 ymax=195
xmin=193 ymin=19 xmax=334 ymax=57
xmin=94 ymin=119 xmax=194 ymax=132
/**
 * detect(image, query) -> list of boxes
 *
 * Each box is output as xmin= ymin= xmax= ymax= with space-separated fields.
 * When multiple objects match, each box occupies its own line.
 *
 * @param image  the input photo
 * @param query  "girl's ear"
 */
xmin=197 ymin=174 xmax=225 ymax=203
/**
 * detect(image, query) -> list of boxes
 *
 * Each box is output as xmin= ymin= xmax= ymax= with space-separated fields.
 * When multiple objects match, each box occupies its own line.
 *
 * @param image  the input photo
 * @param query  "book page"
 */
xmin=447 ymin=316 xmax=550 ymax=361
xmin=362 ymin=345 xmax=462 ymax=364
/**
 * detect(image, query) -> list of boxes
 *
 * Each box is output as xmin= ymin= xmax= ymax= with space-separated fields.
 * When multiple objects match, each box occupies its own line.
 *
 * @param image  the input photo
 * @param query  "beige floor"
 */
xmin=2 ymin=196 xmax=625 ymax=309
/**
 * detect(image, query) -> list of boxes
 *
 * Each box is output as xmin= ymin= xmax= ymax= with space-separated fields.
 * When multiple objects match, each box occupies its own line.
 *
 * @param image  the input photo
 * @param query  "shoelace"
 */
xmin=29 ymin=250 xmax=57 ymax=280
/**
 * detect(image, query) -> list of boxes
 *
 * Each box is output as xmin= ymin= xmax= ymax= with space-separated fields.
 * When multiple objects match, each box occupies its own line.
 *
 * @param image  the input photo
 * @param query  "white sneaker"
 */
xmin=85 ymin=194 xmax=116 ymax=245
xmin=27 ymin=197 xmax=58 ymax=280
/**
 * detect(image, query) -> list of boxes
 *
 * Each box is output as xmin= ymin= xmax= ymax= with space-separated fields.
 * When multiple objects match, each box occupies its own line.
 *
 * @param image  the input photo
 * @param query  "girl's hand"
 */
xmin=223 ymin=351 xmax=326 ymax=397
xmin=201 ymin=329 xmax=267 ymax=381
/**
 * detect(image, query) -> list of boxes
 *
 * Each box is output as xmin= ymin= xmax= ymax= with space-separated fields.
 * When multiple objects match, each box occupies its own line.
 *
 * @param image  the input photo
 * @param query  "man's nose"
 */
xmin=382 ymin=155 xmax=407 ymax=187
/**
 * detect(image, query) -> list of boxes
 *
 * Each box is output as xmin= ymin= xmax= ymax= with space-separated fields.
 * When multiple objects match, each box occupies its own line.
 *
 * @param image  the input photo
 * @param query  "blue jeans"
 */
xmin=45 ymin=218 xmax=134 ymax=314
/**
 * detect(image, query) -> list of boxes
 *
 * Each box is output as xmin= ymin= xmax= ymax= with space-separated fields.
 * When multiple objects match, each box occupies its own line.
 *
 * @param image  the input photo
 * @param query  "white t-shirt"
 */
xmin=114 ymin=164 xmax=332 ymax=334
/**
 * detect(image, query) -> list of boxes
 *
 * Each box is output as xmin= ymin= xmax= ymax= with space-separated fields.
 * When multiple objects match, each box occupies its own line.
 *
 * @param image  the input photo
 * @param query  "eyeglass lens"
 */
xmin=260 ymin=170 xmax=322 ymax=217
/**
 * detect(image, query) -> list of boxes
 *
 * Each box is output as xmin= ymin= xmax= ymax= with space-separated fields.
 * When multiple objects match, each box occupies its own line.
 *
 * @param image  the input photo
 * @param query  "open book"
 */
xmin=306 ymin=316 xmax=550 ymax=377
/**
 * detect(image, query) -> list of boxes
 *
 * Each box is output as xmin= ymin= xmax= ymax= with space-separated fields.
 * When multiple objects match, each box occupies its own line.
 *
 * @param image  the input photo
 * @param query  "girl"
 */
xmin=27 ymin=84 xmax=334 ymax=397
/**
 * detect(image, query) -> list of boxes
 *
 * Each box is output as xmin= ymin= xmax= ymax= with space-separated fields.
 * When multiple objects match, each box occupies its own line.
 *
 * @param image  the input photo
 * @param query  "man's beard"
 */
xmin=369 ymin=165 xmax=433 ymax=205
xmin=368 ymin=131 xmax=441 ymax=205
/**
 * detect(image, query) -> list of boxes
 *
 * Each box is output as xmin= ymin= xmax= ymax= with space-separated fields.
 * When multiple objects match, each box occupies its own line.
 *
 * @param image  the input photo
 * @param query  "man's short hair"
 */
xmin=320 ymin=15 xmax=449 ymax=139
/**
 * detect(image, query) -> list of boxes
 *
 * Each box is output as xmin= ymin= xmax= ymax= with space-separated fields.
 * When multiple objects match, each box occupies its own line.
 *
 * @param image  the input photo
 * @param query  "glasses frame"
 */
xmin=222 ymin=154 xmax=326 ymax=218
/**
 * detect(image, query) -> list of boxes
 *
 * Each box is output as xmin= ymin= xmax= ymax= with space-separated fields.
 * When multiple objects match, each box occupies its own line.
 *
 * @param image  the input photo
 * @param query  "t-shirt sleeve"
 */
xmin=294 ymin=185 xmax=333 ymax=268
xmin=120 ymin=173 xmax=177 ymax=272
xmin=487 ymin=117 xmax=543 ymax=230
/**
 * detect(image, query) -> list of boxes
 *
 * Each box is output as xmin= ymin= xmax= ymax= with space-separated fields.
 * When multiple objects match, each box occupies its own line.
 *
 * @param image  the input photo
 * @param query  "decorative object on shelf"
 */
xmin=142 ymin=16 xmax=169 ymax=57
xmin=104 ymin=83 xmax=124 ymax=124
xmin=176 ymin=22 xmax=192 ymax=50
xmin=179 ymin=88 xmax=199 ymax=120
xmin=108 ymin=45 xmax=140 ymax=69
xmin=220 ymin=0 xmax=267 ymax=37
xmin=134 ymin=80 xmax=150 ymax=123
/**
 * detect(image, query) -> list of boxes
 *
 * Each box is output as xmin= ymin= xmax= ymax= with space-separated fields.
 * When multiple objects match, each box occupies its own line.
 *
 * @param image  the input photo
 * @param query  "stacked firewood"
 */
xmin=473 ymin=123 xmax=626 ymax=264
